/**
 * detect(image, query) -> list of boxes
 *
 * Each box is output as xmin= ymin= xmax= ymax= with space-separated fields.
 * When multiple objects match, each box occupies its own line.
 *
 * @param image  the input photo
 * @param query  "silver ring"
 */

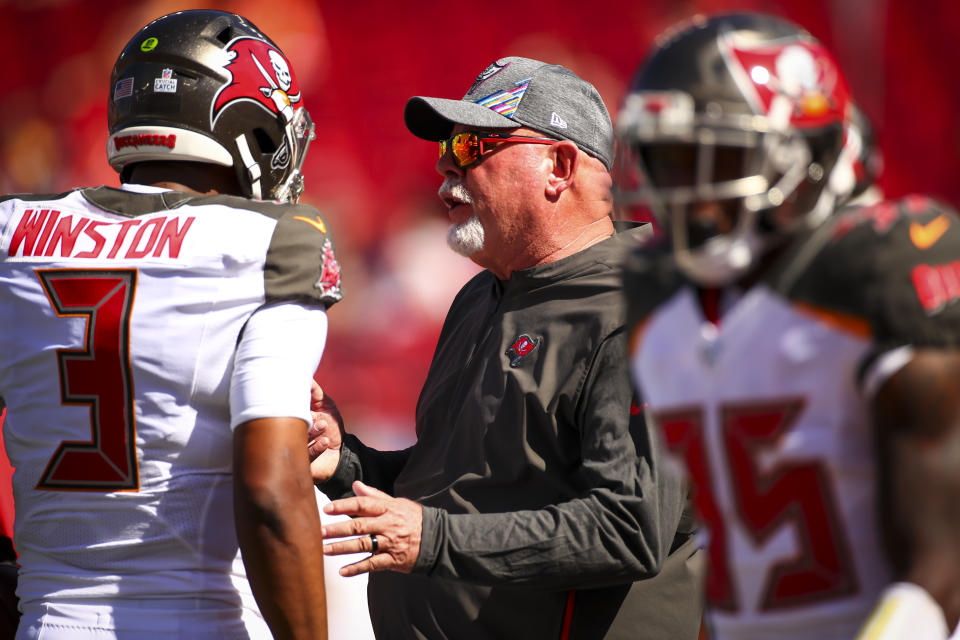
xmin=369 ymin=533 xmax=378 ymax=554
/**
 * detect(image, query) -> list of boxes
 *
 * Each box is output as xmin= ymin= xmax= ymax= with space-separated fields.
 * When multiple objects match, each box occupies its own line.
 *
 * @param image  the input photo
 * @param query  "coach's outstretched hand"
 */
xmin=308 ymin=381 xmax=344 ymax=483
xmin=322 ymin=480 xmax=422 ymax=576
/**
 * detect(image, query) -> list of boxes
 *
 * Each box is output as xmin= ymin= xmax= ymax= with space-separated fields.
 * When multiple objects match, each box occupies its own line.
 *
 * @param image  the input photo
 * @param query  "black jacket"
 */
xmin=322 ymin=222 xmax=702 ymax=639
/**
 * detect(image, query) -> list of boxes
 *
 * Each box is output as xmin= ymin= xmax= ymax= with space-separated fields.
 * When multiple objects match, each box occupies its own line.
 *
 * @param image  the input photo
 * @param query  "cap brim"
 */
xmin=404 ymin=96 xmax=520 ymax=141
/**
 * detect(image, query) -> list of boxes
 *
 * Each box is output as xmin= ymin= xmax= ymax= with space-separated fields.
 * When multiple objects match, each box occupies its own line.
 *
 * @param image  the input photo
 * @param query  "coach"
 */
xmin=311 ymin=57 xmax=703 ymax=639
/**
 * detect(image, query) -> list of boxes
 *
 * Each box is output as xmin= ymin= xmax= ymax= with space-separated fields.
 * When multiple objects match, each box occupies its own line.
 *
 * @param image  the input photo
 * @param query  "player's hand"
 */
xmin=321 ymin=481 xmax=422 ymax=576
xmin=308 ymin=381 xmax=344 ymax=483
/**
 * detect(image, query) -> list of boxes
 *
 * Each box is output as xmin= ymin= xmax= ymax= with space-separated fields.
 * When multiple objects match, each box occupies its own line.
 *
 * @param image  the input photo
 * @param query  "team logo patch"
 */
xmin=212 ymin=37 xmax=302 ymax=127
xmin=316 ymin=238 xmax=342 ymax=301
xmin=476 ymin=78 xmax=530 ymax=119
xmin=505 ymin=334 xmax=540 ymax=368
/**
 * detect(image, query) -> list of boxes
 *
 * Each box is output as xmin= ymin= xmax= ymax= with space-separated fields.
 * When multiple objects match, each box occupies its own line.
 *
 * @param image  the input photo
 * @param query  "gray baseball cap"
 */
xmin=404 ymin=56 xmax=614 ymax=170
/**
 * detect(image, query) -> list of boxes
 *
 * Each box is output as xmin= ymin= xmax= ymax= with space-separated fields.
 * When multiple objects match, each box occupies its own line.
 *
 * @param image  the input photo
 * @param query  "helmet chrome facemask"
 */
xmin=616 ymin=91 xmax=820 ymax=286
xmin=230 ymin=105 xmax=315 ymax=203
xmin=614 ymin=16 xmax=862 ymax=287
xmin=273 ymin=107 xmax=315 ymax=203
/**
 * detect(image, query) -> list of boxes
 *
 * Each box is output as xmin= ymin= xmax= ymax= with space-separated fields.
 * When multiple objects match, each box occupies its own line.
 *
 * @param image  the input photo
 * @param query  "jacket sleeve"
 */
xmin=413 ymin=330 xmax=689 ymax=589
xmin=317 ymin=435 xmax=413 ymax=500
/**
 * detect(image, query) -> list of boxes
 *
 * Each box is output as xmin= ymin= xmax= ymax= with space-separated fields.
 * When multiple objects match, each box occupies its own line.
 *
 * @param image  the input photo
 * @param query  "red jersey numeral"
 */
xmin=658 ymin=400 xmax=857 ymax=611
xmin=660 ymin=410 xmax=738 ymax=610
xmin=36 ymin=269 xmax=139 ymax=491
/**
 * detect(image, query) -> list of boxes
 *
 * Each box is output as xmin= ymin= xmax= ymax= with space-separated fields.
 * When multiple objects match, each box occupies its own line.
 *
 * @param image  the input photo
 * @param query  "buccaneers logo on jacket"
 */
xmin=506 ymin=334 xmax=540 ymax=368
xmin=212 ymin=38 xmax=303 ymax=126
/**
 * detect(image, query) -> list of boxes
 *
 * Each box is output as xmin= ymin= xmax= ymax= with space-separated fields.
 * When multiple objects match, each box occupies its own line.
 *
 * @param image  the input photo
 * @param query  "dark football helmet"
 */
xmin=615 ymin=12 xmax=866 ymax=285
xmin=107 ymin=10 xmax=314 ymax=202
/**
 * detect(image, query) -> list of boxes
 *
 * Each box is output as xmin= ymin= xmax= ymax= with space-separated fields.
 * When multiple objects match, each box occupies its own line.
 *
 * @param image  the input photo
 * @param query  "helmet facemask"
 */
xmin=277 ymin=107 xmax=316 ymax=203
xmin=235 ymin=104 xmax=315 ymax=203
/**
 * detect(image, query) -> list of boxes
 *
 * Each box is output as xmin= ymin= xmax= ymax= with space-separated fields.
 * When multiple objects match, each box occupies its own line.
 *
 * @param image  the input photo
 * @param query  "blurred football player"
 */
xmin=0 ymin=10 xmax=337 ymax=639
xmin=617 ymin=12 xmax=960 ymax=640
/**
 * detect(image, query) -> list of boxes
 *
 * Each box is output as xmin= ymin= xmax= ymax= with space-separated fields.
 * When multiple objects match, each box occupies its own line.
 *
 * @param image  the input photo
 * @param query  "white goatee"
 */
xmin=439 ymin=179 xmax=484 ymax=257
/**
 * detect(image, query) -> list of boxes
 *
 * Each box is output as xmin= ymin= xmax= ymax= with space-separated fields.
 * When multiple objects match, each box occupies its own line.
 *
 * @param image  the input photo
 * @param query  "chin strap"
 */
xmin=235 ymin=133 xmax=262 ymax=200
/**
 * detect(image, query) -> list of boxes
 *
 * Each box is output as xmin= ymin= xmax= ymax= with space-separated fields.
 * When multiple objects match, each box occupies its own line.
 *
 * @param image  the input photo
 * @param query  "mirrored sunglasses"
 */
xmin=438 ymin=131 xmax=559 ymax=168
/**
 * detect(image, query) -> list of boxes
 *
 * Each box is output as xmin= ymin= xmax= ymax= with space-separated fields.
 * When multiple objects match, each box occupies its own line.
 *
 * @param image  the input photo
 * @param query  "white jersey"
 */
xmin=0 ymin=184 xmax=342 ymax=633
xmin=632 ymin=285 xmax=889 ymax=639
xmin=625 ymin=198 xmax=960 ymax=640
xmin=315 ymin=489 xmax=376 ymax=640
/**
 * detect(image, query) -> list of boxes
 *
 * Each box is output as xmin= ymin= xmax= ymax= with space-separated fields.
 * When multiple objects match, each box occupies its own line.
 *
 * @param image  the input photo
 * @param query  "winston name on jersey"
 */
xmin=624 ymin=196 xmax=960 ymax=640
xmin=0 ymin=184 xmax=341 ymax=609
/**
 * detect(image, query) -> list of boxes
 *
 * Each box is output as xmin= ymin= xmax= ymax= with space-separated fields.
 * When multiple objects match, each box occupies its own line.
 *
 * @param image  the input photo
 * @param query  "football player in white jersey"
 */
xmin=616 ymin=12 xmax=960 ymax=640
xmin=0 ymin=10 xmax=340 ymax=639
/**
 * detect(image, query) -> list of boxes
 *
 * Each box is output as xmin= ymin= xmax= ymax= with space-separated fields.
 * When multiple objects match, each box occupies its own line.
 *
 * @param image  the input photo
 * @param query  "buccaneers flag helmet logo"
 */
xmin=723 ymin=36 xmax=851 ymax=130
xmin=211 ymin=37 xmax=303 ymax=127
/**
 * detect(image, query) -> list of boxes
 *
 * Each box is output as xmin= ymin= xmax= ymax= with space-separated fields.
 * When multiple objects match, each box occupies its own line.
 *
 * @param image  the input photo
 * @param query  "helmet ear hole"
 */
xmin=253 ymin=128 xmax=278 ymax=154
xmin=215 ymin=27 xmax=235 ymax=45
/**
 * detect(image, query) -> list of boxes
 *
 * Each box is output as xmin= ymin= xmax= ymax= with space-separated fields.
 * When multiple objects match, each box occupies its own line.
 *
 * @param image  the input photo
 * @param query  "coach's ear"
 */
xmin=545 ymin=141 xmax=580 ymax=201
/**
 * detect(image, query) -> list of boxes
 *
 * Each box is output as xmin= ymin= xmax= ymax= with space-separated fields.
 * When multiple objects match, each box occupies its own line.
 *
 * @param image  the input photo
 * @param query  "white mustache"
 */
xmin=438 ymin=178 xmax=473 ymax=205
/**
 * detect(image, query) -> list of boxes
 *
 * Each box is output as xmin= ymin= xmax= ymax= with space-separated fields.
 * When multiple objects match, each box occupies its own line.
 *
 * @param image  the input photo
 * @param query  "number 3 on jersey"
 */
xmin=657 ymin=400 xmax=858 ymax=611
xmin=36 ymin=269 xmax=139 ymax=491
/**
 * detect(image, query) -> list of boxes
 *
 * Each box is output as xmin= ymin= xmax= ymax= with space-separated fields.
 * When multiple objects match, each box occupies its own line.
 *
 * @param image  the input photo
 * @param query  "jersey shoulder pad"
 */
xmin=260 ymin=202 xmax=343 ymax=309
xmin=79 ymin=186 xmax=195 ymax=216
xmin=784 ymin=196 xmax=960 ymax=349
xmin=0 ymin=190 xmax=78 ymax=206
